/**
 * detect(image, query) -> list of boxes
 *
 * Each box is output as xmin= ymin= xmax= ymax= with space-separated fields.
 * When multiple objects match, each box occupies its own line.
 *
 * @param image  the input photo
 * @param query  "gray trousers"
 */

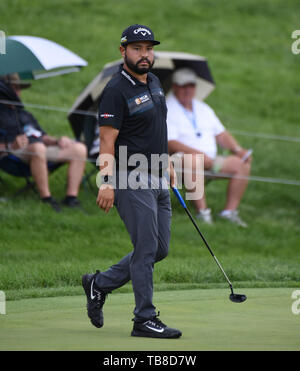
xmin=95 ymin=182 xmax=171 ymax=321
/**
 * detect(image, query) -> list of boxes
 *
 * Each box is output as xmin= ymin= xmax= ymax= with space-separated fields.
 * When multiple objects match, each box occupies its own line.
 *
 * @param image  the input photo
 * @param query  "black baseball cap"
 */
xmin=120 ymin=24 xmax=160 ymax=46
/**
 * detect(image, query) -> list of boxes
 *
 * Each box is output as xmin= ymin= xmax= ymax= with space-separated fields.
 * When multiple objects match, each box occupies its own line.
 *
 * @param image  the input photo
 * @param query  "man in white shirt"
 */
xmin=167 ymin=68 xmax=251 ymax=227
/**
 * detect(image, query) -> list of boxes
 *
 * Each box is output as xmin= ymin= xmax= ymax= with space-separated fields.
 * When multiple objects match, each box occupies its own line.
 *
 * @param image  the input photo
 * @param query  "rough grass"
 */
xmin=0 ymin=0 xmax=299 ymax=300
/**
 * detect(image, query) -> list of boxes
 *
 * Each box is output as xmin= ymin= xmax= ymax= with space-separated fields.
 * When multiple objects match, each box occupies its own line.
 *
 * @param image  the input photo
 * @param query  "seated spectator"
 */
xmin=167 ymin=68 xmax=252 ymax=227
xmin=89 ymin=124 xmax=100 ymax=159
xmin=0 ymin=74 xmax=87 ymax=211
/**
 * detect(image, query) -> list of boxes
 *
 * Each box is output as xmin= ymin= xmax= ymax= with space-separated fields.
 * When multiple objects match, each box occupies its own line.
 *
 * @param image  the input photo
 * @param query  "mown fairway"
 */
xmin=0 ymin=288 xmax=299 ymax=351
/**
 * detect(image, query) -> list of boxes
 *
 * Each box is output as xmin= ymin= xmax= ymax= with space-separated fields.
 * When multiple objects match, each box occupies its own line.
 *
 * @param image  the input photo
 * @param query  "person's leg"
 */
xmin=220 ymin=155 xmax=251 ymax=211
xmin=10 ymin=143 xmax=61 ymax=211
xmin=181 ymin=153 xmax=211 ymax=222
xmin=96 ymin=189 xmax=171 ymax=290
xmin=193 ymin=195 xmax=207 ymax=211
xmin=47 ymin=142 xmax=87 ymax=197
xmin=86 ymin=181 xmax=181 ymax=337
xmin=96 ymin=188 xmax=160 ymax=321
xmin=27 ymin=142 xmax=51 ymax=198
xmin=155 ymin=188 xmax=171 ymax=262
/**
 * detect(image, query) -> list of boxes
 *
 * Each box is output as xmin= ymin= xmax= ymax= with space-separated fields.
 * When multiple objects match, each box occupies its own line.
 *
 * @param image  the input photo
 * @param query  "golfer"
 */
xmin=82 ymin=24 xmax=182 ymax=339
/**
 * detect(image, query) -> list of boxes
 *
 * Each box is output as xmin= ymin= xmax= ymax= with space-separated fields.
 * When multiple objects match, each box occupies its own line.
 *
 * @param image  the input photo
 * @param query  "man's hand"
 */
xmin=57 ymin=136 xmax=73 ymax=149
xmin=168 ymin=161 xmax=177 ymax=188
xmin=96 ymin=184 xmax=115 ymax=213
xmin=235 ymin=148 xmax=252 ymax=163
xmin=11 ymin=134 xmax=28 ymax=150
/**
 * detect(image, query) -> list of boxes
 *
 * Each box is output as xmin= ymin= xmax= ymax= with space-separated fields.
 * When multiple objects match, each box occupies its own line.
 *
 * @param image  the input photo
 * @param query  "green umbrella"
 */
xmin=0 ymin=35 xmax=87 ymax=79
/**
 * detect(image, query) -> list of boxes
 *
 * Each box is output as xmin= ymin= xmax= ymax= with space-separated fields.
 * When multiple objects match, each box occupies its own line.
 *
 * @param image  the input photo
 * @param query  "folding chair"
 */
xmin=0 ymin=153 xmax=36 ymax=196
xmin=80 ymin=115 xmax=99 ymax=194
xmin=0 ymin=152 xmax=64 ymax=197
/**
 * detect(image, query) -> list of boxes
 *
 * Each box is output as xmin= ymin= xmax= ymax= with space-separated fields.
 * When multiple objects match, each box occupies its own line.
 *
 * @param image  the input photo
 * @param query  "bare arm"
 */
xmin=168 ymin=140 xmax=204 ymax=156
xmin=96 ymin=125 xmax=119 ymax=213
xmin=215 ymin=131 xmax=241 ymax=152
xmin=0 ymin=134 xmax=28 ymax=153
xmin=0 ymin=142 xmax=6 ymax=152
xmin=42 ymin=134 xmax=58 ymax=146
xmin=216 ymin=130 xmax=250 ymax=158
xmin=42 ymin=134 xmax=74 ymax=149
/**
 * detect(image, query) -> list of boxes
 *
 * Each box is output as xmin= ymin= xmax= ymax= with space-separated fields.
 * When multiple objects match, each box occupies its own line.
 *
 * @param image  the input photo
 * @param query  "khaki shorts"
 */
xmin=11 ymin=145 xmax=61 ymax=164
xmin=171 ymin=152 xmax=226 ymax=174
xmin=211 ymin=155 xmax=226 ymax=173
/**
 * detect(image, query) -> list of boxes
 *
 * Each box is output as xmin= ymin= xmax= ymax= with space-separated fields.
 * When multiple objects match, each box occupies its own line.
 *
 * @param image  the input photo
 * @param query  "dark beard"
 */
xmin=124 ymin=54 xmax=154 ymax=75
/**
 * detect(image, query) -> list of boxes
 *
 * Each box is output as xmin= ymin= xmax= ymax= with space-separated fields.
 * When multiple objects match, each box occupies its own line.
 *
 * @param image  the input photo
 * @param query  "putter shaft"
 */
xmin=183 ymin=207 xmax=233 ymax=290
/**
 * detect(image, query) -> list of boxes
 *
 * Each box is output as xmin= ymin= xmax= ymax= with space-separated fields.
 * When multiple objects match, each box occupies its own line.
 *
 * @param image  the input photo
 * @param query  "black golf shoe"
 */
xmin=82 ymin=270 xmax=108 ymax=328
xmin=131 ymin=314 xmax=182 ymax=339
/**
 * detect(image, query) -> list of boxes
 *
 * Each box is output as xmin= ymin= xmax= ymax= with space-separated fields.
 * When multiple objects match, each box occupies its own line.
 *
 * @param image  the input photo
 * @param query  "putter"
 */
xmin=171 ymin=186 xmax=247 ymax=303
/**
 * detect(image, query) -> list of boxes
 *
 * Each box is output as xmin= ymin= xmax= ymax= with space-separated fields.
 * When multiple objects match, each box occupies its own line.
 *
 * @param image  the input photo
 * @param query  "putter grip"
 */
xmin=172 ymin=187 xmax=187 ymax=208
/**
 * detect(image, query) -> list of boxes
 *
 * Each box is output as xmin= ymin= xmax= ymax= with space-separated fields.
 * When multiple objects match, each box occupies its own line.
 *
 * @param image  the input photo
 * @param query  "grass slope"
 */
xmin=0 ymin=0 xmax=300 ymax=299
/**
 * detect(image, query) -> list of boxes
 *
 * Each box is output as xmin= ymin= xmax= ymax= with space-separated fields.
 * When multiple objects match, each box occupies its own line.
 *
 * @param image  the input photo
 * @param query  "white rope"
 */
xmin=1 ymin=100 xmax=299 ymax=186
xmin=0 ymin=99 xmax=97 ymax=117
xmin=1 ymin=99 xmax=300 ymax=143
xmin=1 ymin=148 xmax=300 ymax=186
xmin=0 ymin=148 xmax=95 ymax=163
xmin=230 ymin=129 xmax=300 ymax=143
xmin=203 ymin=170 xmax=300 ymax=186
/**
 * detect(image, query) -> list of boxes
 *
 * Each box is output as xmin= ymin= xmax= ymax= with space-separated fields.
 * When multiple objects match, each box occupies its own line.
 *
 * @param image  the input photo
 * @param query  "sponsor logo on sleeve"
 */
xmin=100 ymin=113 xmax=115 ymax=119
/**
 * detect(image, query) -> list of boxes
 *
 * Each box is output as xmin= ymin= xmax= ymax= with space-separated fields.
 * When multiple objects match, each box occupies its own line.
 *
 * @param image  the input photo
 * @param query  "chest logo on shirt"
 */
xmin=135 ymin=94 xmax=150 ymax=105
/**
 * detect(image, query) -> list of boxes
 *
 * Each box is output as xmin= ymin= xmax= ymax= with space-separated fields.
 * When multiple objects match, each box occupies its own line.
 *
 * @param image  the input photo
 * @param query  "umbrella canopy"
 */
xmin=68 ymin=51 xmax=215 ymax=139
xmin=0 ymin=36 xmax=88 ymax=79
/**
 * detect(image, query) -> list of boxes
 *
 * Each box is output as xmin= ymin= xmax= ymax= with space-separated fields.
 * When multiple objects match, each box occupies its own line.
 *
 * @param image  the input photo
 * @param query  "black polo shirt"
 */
xmin=98 ymin=65 xmax=168 ymax=172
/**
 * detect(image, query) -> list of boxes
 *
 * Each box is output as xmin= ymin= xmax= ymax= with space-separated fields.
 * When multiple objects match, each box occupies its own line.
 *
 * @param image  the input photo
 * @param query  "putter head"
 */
xmin=229 ymin=293 xmax=247 ymax=303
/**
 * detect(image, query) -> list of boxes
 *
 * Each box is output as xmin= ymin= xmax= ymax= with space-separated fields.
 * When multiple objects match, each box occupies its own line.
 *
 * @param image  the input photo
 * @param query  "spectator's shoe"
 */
xmin=196 ymin=208 xmax=213 ymax=224
xmin=82 ymin=270 xmax=108 ymax=328
xmin=61 ymin=196 xmax=81 ymax=208
xmin=41 ymin=196 xmax=62 ymax=212
xmin=131 ymin=314 xmax=182 ymax=339
xmin=219 ymin=210 xmax=248 ymax=228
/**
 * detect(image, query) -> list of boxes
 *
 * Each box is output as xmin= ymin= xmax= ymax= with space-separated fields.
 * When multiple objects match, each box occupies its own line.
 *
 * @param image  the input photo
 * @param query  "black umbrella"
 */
xmin=68 ymin=51 xmax=215 ymax=139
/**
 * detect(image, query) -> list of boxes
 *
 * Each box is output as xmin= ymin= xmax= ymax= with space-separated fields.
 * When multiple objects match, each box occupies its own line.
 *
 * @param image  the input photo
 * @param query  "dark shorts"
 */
xmin=0 ymin=153 xmax=59 ymax=177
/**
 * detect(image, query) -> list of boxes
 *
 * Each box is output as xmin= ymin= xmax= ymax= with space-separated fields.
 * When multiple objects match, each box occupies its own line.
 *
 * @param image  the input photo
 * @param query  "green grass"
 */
xmin=0 ymin=0 xmax=300 ymax=301
xmin=1 ymin=288 xmax=299 ymax=351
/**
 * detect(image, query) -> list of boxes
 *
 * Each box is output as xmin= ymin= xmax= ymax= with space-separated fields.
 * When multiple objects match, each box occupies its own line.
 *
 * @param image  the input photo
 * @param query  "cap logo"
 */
xmin=133 ymin=27 xmax=151 ymax=36
xmin=121 ymin=36 xmax=127 ymax=43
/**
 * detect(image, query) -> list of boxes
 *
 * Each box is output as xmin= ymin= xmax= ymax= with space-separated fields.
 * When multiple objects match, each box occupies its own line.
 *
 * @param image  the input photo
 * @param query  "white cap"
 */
xmin=172 ymin=68 xmax=197 ymax=86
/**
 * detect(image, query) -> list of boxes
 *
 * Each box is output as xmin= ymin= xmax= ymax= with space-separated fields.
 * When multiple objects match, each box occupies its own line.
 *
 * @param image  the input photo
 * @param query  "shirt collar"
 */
xmin=119 ymin=64 xmax=152 ymax=87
